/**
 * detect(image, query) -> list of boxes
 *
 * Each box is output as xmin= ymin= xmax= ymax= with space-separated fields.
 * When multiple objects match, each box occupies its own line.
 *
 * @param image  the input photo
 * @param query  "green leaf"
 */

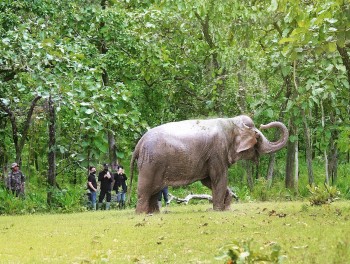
xmin=279 ymin=37 xmax=295 ymax=44
xmin=281 ymin=66 xmax=291 ymax=77
xmin=94 ymin=139 xmax=108 ymax=153
xmin=85 ymin=109 xmax=94 ymax=115
xmin=328 ymin=42 xmax=337 ymax=52
xmin=268 ymin=0 xmax=278 ymax=12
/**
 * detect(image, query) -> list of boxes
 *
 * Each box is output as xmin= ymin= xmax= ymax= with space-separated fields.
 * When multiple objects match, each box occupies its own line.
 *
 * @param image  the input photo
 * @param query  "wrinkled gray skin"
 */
xmin=129 ymin=115 xmax=288 ymax=214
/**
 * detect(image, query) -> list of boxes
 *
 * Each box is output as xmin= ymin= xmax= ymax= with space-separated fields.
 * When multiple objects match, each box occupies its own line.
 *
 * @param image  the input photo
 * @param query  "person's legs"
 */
xmin=98 ymin=189 xmax=106 ymax=209
xmin=117 ymin=191 xmax=121 ymax=203
xmin=157 ymin=189 xmax=163 ymax=208
xmin=163 ymin=187 xmax=169 ymax=205
xmin=106 ymin=190 xmax=111 ymax=210
xmin=91 ymin=191 xmax=96 ymax=210
xmin=120 ymin=191 xmax=126 ymax=209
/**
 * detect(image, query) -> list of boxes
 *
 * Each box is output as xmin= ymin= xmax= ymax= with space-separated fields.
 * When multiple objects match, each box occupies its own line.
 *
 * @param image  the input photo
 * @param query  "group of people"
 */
xmin=3 ymin=161 xmax=169 ymax=211
xmin=87 ymin=163 xmax=128 ymax=210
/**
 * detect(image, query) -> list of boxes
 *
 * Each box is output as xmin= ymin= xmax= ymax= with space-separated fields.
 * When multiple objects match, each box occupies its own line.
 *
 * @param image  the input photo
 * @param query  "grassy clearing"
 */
xmin=0 ymin=201 xmax=349 ymax=263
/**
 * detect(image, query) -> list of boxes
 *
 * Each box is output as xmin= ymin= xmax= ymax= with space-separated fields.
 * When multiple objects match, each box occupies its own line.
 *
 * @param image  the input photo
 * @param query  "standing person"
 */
xmin=113 ymin=166 xmax=127 ymax=209
xmin=98 ymin=163 xmax=113 ymax=210
xmin=87 ymin=166 xmax=97 ymax=210
xmin=6 ymin=162 xmax=25 ymax=197
xmin=158 ymin=186 xmax=169 ymax=208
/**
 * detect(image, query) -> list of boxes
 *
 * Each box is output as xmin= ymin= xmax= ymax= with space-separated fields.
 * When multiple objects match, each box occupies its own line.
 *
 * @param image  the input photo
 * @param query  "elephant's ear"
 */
xmin=236 ymin=129 xmax=258 ymax=153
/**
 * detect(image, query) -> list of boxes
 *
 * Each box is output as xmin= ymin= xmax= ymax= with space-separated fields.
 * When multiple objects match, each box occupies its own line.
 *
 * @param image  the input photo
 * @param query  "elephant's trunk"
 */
xmin=256 ymin=121 xmax=289 ymax=154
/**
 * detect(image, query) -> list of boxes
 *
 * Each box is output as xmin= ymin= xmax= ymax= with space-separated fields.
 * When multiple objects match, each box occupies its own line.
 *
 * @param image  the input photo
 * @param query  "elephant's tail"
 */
xmin=127 ymin=145 xmax=139 ymax=205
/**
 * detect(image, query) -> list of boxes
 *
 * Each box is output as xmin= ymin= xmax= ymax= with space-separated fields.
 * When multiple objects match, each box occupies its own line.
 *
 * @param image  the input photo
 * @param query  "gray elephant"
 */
xmin=129 ymin=115 xmax=288 ymax=214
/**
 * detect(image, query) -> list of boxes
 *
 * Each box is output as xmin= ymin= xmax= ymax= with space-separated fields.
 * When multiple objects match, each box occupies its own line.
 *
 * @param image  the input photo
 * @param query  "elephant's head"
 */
xmin=233 ymin=115 xmax=289 ymax=162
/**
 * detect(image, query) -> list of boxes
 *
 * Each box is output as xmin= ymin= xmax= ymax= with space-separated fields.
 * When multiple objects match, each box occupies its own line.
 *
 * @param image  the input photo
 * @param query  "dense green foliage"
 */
xmin=0 ymin=0 xmax=349 ymax=213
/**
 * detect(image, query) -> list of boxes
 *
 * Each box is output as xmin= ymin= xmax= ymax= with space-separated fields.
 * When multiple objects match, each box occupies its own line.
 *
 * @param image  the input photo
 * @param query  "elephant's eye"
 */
xmin=243 ymin=122 xmax=253 ymax=129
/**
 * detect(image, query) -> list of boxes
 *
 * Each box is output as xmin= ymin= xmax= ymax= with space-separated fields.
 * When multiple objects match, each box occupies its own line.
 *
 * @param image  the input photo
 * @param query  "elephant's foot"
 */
xmin=212 ymin=204 xmax=226 ymax=211
xmin=136 ymin=198 xmax=149 ymax=214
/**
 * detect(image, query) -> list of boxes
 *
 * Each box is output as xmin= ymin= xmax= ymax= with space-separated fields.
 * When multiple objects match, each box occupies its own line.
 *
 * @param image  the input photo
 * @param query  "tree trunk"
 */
xmin=302 ymin=110 xmax=314 ymax=185
xmin=266 ymin=154 xmax=275 ymax=188
xmin=16 ymin=96 xmax=42 ymax=162
xmin=337 ymin=45 xmax=350 ymax=88
xmin=108 ymin=129 xmax=118 ymax=168
xmin=47 ymin=95 xmax=56 ymax=206
xmin=294 ymin=134 xmax=299 ymax=192
xmin=328 ymin=113 xmax=338 ymax=185
xmin=320 ymin=101 xmax=329 ymax=185
xmin=285 ymin=118 xmax=296 ymax=189
xmin=99 ymin=0 xmax=118 ymax=169
xmin=0 ymin=95 xmax=41 ymax=164
xmin=244 ymin=161 xmax=254 ymax=191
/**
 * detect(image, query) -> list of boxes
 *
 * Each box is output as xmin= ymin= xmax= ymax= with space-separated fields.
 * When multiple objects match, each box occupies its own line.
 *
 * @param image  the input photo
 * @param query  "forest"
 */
xmin=0 ymin=0 xmax=349 ymax=214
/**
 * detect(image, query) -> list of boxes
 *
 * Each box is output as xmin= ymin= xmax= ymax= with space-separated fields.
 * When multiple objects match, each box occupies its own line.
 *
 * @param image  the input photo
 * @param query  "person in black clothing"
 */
xmin=113 ymin=166 xmax=127 ymax=209
xmin=98 ymin=163 xmax=113 ymax=210
xmin=87 ymin=166 xmax=97 ymax=210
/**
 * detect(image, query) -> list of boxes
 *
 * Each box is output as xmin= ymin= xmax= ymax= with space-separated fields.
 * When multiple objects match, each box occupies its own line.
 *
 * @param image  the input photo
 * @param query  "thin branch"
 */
xmin=18 ymin=95 xmax=42 ymax=157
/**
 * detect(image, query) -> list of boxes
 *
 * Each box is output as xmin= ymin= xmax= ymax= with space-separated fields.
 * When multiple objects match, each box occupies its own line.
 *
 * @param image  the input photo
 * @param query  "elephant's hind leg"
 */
xmin=136 ymin=192 xmax=160 ymax=214
xmin=136 ymin=195 xmax=150 ymax=214
xmin=148 ymin=193 xmax=160 ymax=214
xmin=223 ymin=187 xmax=233 ymax=210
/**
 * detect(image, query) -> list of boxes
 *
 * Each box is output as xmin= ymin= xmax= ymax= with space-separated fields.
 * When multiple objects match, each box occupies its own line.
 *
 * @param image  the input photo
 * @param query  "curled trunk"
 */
xmin=256 ymin=122 xmax=289 ymax=154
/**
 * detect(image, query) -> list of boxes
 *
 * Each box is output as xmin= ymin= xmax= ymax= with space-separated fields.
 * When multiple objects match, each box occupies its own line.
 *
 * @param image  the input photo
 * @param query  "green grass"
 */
xmin=0 ymin=201 xmax=350 ymax=263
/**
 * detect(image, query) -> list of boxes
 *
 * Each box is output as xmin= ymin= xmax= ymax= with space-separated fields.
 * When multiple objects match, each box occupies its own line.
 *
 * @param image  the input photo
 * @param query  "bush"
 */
xmin=49 ymin=185 xmax=87 ymax=213
xmin=0 ymin=186 xmax=47 ymax=215
xmin=216 ymin=239 xmax=286 ymax=263
xmin=307 ymin=184 xmax=340 ymax=205
xmin=251 ymin=178 xmax=270 ymax=201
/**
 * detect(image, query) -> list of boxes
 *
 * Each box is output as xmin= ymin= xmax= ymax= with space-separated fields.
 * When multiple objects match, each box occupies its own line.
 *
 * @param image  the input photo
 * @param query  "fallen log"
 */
xmin=168 ymin=193 xmax=213 ymax=204
xmin=168 ymin=189 xmax=238 ymax=205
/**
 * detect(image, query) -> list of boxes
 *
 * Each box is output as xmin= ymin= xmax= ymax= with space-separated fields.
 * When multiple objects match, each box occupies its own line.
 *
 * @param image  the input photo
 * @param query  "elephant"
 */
xmin=129 ymin=115 xmax=288 ymax=214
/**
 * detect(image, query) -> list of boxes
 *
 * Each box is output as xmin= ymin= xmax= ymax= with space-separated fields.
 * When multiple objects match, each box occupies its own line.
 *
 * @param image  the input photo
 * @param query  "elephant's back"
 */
xmin=148 ymin=119 xmax=222 ymax=138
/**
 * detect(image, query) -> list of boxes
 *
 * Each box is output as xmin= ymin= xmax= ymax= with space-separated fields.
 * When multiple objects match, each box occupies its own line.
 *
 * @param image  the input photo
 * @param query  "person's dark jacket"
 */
xmin=113 ymin=173 xmax=127 ymax=192
xmin=98 ymin=169 xmax=113 ymax=191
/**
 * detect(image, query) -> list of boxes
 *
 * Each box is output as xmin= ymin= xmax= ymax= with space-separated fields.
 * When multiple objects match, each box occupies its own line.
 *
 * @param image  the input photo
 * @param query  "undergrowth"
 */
xmin=0 ymin=161 xmax=349 ymax=215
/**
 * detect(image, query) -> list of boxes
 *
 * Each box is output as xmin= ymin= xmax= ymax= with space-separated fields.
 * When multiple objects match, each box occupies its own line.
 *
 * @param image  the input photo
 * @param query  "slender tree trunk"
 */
xmin=320 ymin=101 xmax=329 ymax=185
xmin=294 ymin=134 xmax=299 ymax=192
xmin=100 ymin=0 xmax=118 ymax=169
xmin=328 ymin=113 xmax=338 ymax=185
xmin=16 ymin=96 xmax=42 ymax=162
xmin=266 ymin=154 xmax=275 ymax=188
xmin=302 ymin=110 xmax=314 ymax=185
xmin=244 ymin=161 xmax=254 ymax=191
xmin=328 ymin=137 xmax=338 ymax=185
xmin=108 ymin=129 xmax=117 ymax=168
xmin=47 ymin=95 xmax=56 ymax=206
xmin=285 ymin=118 xmax=296 ymax=189
xmin=285 ymin=61 xmax=299 ymax=190
xmin=337 ymin=45 xmax=350 ymax=88
xmin=0 ymin=96 xmax=41 ymax=164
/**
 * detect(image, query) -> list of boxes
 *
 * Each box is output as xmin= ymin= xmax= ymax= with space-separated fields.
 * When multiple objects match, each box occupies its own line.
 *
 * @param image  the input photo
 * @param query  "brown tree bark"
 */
xmin=0 ymin=95 xmax=41 ymax=164
xmin=100 ymin=0 xmax=118 ymax=168
xmin=337 ymin=45 xmax=350 ymax=85
xmin=47 ymin=95 xmax=56 ymax=206
xmin=285 ymin=118 xmax=296 ymax=189
xmin=328 ymin=113 xmax=338 ymax=185
xmin=302 ymin=110 xmax=314 ymax=185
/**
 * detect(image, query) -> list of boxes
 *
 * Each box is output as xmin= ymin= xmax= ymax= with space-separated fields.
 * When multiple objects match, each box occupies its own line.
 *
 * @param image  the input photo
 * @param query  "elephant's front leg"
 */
xmin=207 ymin=172 xmax=229 ymax=210
xmin=201 ymin=176 xmax=230 ymax=211
xmin=212 ymin=185 xmax=227 ymax=211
